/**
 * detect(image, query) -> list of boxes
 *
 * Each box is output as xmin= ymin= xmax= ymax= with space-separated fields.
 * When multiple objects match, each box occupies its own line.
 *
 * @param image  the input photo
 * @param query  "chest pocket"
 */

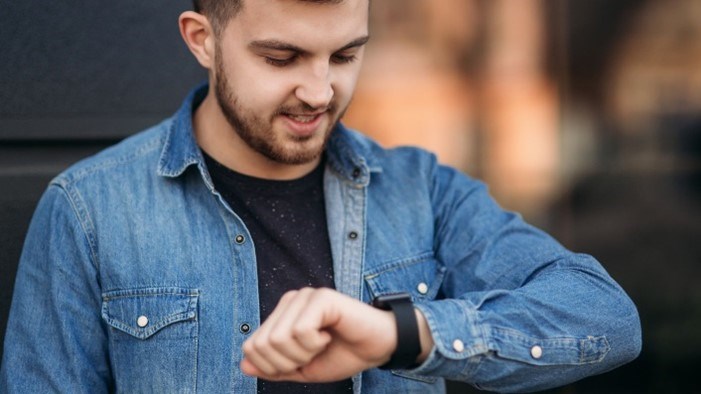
xmin=364 ymin=252 xmax=446 ymax=302
xmin=101 ymin=287 xmax=199 ymax=394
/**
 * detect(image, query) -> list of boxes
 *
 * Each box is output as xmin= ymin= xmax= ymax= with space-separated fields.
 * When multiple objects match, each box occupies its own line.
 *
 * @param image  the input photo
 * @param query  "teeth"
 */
xmin=287 ymin=114 xmax=317 ymax=123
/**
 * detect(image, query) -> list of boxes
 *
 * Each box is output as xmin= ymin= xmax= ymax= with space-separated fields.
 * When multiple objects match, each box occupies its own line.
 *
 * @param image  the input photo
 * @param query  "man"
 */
xmin=0 ymin=0 xmax=641 ymax=393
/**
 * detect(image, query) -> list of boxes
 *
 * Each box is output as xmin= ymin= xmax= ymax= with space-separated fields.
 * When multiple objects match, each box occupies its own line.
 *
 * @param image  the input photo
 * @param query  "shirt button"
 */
xmin=452 ymin=339 xmax=465 ymax=352
xmin=240 ymin=323 xmax=251 ymax=334
xmin=137 ymin=315 xmax=149 ymax=328
xmin=235 ymin=234 xmax=245 ymax=244
xmin=530 ymin=345 xmax=543 ymax=359
xmin=417 ymin=282 xmax=429 ymax=295
xmin=348 ymin=231 xmax=359 ymax=240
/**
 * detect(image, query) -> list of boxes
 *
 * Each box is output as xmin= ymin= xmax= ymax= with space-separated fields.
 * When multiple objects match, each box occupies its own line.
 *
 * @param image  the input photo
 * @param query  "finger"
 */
xmin=267 ymin=288 xmax=324 ymax=362
xmin=244 ymin=289 xmax=317 ymax=374
xmin=292 ymin=322 xmax=333 ymax=353
xmin=243 ymin=334 xmax=301 ymax=375
xmin=253 ymin=368 xmax=307 ymax=383
xmin=289 ymin=288 xmax=344 ymax=351
xmin=242 ymin=291 xmax=299 ymax=375
xmin=241 ymin=356 xmax=305 ymax=382
xmin=253 ymin=289 xmax=299 ymax=340
xmin=240 ymin=357 xmax=263 ymax=377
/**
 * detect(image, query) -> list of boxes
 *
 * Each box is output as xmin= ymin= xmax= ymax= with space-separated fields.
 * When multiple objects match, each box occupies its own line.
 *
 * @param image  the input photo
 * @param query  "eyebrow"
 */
xmin=248 ymin=35 xmax=371 ymax=55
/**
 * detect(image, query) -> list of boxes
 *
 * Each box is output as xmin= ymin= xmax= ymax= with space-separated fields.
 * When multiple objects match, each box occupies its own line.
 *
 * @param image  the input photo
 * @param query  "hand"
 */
xmin=240 ymin=287 xmax=398 ymax=382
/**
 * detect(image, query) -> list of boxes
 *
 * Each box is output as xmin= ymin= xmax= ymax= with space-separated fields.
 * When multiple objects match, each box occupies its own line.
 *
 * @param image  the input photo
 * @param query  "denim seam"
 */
xmin=102 ymin=287 xmax=200 ymax=299
xmin=363 ymin=251 xmax=436 ymax=278
xmin=52 ymin=184 xmax=101 ymax=273
xmin=54 ymin=133 xmax=163 ymax=185
xmin=103 ymin=292 xmax=200 ymax=301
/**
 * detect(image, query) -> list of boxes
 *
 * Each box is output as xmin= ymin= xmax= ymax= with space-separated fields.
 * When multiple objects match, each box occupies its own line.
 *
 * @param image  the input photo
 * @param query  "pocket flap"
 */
xmin=101 ymin=287 xmax=199 ymax=340
xmin=364 ymin=252 xmax=446 ymax=301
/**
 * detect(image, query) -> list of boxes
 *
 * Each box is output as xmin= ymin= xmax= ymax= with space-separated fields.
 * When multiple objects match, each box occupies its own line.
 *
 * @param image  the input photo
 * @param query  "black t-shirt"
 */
xmin=204 ymin=152 xmax=353 ymax=393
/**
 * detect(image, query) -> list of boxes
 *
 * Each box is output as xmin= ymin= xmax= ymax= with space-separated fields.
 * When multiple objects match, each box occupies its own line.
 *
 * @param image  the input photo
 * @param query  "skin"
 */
xmin=178 ymin=0 xmax=434 ymax=382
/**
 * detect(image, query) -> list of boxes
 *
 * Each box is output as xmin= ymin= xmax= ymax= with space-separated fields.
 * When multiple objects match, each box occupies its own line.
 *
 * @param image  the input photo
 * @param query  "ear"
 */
xmin=179 ymin=11 xmax=216 ymax=70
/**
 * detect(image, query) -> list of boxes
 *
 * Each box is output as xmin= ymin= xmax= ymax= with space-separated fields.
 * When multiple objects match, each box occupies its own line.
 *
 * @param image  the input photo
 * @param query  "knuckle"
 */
xmin=250 ymin=337 xmax=268 ymax=353
xmin=268 ymin=332 xmax=288 ymax=348
xmin=291 ymin=322 xmax=310 ymax=338
xmin=259 ymin=364 xmax=277 ymax=376
xmin=280 ymin=290 xmax=298 ymax=302
xmin=278 ymin=362 xmax=298 ymax=374
xmin=295 ymin=349 xmax=315 ymax=364
xmin=309 ymin=288 xmax=328 ymax=303
xmin=298 ymin=287 xmax=314 ymax=296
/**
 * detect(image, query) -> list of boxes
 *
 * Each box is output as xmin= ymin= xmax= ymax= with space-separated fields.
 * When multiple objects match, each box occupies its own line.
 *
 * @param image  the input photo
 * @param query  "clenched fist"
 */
xmin=240 ymin=287 xmax=432 ymax=382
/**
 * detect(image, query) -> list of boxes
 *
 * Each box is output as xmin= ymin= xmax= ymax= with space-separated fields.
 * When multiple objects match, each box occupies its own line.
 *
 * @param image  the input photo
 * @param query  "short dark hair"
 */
xmin=192 ymin=0 xmax=243 ymax=36
xmin=192 ymin=0 xmax=346 ymax=36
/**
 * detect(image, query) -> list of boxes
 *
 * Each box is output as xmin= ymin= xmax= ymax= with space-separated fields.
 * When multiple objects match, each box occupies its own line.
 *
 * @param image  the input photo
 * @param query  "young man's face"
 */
xmin=212 ymin=0 xmax=369 ymax=166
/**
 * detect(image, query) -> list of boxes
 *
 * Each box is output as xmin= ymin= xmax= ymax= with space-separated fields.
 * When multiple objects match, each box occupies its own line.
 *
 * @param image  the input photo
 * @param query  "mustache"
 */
xmin=274 ymin=102 xmax=337 ymax=116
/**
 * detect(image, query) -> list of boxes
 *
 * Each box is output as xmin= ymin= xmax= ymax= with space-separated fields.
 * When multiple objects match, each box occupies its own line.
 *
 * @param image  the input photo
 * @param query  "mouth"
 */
xmin=286 ymin=114 xmax=319 ymax=123
xmin=279 ymin=111 xmax=328 ymax=137
xmin=284 ymin=112 xmax=325 ymax=123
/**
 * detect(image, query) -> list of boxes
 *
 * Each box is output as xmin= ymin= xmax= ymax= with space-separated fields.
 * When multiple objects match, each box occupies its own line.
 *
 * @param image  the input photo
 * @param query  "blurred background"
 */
xmin=1 ymin=0 xmax=699 ymax=392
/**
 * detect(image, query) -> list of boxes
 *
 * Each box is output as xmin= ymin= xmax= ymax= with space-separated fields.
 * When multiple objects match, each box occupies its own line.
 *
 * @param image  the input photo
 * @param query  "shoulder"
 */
xmin=333 ymin=125 xmax=440 ymax=172
xmin=51 ymin=118 xmax=172 ymax=189
xmin=335 ymin=125 xmax=485 ymax=197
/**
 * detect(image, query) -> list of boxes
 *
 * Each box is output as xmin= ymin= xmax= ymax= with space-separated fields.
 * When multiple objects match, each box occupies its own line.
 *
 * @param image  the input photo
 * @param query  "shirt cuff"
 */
xmin=404 ymin=299 xmax=488 ymax=378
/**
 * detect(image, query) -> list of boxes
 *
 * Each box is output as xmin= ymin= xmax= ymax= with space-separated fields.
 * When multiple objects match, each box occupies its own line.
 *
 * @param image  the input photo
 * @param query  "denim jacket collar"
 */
xmin=157 ymin=84 xmax=209 ymax=179
xmin=325 ymin=127 xmax=383 ymax=188
xmin=156 ymin=84 xmax=382 ymax=186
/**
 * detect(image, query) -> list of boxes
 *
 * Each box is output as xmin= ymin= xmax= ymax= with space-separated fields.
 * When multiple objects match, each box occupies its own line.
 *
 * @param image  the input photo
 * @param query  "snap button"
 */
xmin=530 ymin=345 xmax=543 ymax=359
xmin=417 ymin=282 xmax=429 ymax=295
xmin=240 ymin=323 xmax=251 ymax=334
xmin=348 ymin=231 xmax=358 ymax=240
xmin=137 ymin=315 xmax=149 ymax=328
xmin=235 ymin=234 xmax=245 ymax=244
xmin=452 ymin=339 xmax=465 ymax=352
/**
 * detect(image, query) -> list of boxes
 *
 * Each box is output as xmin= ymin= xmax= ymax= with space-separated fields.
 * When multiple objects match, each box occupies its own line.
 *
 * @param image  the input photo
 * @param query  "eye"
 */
xmin=331 ymin=54 xmax=357 ymax=65
xmin=265 ymin=55 xmax=297 ymax=67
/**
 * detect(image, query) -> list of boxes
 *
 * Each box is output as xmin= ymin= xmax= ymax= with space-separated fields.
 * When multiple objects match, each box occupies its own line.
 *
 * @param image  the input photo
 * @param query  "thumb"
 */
xmin=240 ymin=357 xmax=263 ymax=377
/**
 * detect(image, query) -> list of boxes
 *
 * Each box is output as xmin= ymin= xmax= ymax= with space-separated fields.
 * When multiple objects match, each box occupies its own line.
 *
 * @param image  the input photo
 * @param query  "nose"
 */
xmin=295 ymin=61 xmax=334 ymax=109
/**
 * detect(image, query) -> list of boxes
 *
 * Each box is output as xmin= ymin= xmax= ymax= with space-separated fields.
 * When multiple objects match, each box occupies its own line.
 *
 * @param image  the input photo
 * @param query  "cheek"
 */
xmin=255 ymin=79 xmax=293 ymax=105
xmin=334 ymin=70 xmax=361 ymax=103
xmin=224 ymin=57 xmax=293 ymax=110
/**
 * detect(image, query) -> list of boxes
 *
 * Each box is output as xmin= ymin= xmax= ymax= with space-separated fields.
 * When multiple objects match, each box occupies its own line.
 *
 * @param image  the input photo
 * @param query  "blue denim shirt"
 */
xmin=1 ymin=85 xmax=641 ymax=393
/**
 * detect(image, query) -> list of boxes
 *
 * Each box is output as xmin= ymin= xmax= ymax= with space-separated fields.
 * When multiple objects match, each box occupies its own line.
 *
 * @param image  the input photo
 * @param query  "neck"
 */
xmin=193 ymin=89 xmax=321 ymax=180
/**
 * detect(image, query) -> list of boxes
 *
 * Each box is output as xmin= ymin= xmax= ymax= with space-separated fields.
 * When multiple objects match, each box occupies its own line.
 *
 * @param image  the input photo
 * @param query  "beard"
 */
xmin=213 ymin=47 xmax=343 ymax=165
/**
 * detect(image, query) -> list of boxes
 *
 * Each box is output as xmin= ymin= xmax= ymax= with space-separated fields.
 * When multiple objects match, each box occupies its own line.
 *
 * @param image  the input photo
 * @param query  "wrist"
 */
xmin=414 ymin=308 xmax=434 ymax=364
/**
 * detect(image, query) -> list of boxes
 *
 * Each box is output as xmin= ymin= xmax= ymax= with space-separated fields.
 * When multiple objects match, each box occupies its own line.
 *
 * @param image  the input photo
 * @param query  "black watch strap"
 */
xmin=372 ymin=292 xmax=421 ymax=370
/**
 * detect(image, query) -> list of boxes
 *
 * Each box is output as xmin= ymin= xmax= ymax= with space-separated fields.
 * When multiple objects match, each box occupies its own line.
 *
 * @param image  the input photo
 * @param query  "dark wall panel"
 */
xmin=0 ymin=0 xmax=205 ymax=140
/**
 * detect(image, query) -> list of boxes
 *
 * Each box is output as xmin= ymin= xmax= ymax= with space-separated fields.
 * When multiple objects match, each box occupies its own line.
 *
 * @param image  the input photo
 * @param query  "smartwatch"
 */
xmin=372 ymin=292 xmax=422 ymax=370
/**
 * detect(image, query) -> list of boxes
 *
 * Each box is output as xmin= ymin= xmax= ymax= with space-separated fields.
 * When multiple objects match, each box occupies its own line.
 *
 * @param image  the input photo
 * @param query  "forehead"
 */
xmin=225 ymin=0 xmax=369 ymax=49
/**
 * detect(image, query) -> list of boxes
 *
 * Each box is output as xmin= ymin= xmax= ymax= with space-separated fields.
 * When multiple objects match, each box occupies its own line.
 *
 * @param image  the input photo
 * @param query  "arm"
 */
xmin=408 ymin=164 xmax=642 ymax=392
xmin=0 ymin=185 xmax=111 ymax=393
xmin=239 ymin=162 xmax=640 ymax=391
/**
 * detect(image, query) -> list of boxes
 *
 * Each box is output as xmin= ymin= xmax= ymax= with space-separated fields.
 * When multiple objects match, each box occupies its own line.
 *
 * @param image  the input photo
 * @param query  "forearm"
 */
xmin=409 ymin=256 xmax=641 ymax=392
xmin=422 ymin=166 xmax=641 ymax=391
